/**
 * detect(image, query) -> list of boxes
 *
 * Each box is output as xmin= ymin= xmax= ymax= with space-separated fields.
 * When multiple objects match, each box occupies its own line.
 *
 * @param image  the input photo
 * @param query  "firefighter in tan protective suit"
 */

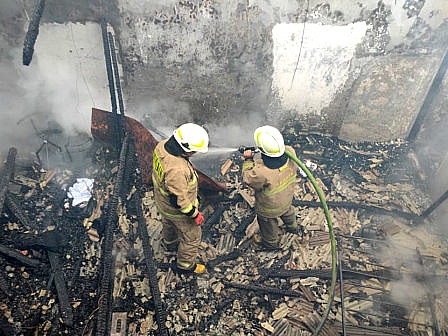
xmin=152 ymin=123 xmax=208 ymax=274
xmin=242 ymin=125 xmax=303 ymax=249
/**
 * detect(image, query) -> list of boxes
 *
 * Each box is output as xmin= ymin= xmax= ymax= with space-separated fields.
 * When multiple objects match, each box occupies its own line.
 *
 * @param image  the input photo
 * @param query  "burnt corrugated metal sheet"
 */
xmin=91 ymin=108 xmax=226 ymax=193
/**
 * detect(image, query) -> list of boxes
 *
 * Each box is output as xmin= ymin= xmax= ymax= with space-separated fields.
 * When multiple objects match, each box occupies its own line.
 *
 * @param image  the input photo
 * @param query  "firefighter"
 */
xmin=242 ymin=125 xmax=303 ymax=249
xmin=152 ymin=123 xmax=208 ymax=274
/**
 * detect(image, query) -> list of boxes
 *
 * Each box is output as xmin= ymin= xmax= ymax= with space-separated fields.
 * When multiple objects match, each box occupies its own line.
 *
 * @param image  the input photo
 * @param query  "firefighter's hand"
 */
xmin=243 ymin=149 xmax=254 ymax=159
xmin=194 ymin=212 xmax=205 ymax=225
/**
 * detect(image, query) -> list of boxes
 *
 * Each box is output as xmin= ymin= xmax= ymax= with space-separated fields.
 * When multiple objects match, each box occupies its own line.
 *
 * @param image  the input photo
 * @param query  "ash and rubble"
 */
xmin=0 ymin=124 xmax=447 ymax=336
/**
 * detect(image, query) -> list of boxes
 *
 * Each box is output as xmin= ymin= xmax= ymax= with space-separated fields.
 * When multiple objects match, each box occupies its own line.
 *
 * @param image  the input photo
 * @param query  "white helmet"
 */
xmin=173 ymin=123 xmax=209 ymax=153
xmin=254 ymin=125 xmax=285 ymax=157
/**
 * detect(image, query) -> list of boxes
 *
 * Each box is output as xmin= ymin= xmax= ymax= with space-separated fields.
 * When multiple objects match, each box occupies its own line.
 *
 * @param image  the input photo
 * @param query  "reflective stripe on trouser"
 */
xmin=257 ymin=205 xmax=296 ymax=244
xmin=161 ymin=217 xmax=201 ymax=269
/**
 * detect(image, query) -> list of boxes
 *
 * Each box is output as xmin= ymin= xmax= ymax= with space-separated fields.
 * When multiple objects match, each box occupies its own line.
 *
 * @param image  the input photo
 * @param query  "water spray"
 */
xmin=206 ymin=147 xmax=240 ymax=154
xmin=204 ymin=146 xmax=260 ymax=155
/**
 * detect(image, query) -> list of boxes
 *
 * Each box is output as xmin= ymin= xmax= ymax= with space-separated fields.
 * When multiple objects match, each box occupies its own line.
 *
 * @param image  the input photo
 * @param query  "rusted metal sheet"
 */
xmin=91 ymin=108 xmax=226 ymax=193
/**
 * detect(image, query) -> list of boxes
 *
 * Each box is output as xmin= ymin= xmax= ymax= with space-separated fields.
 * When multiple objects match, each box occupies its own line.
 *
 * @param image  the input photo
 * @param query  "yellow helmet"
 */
xmin=254 ymin=125 xmax=285 ymax=157
xmin=173 ymin=123 xmax=209 ymax=153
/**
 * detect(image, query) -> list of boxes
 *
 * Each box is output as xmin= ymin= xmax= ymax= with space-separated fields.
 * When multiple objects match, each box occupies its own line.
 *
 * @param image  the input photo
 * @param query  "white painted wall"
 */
xmin=27 ymin=22 xmax=110 ymax=133
xmin=1 ymin=22 xmax=112 ymax=154
xmin=271 ymin=22 xmax=367 ymax=115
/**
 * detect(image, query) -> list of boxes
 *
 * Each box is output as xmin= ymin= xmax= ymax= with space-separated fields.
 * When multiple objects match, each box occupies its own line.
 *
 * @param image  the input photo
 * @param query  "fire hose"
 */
xmin=285 ymin=149 xmax=337 ymax=336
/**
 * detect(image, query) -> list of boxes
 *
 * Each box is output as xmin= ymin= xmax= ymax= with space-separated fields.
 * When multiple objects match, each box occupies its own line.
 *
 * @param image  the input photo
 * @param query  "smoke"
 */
xmin=123 ymin=0 xmax=178 ymax=14
xmin=377 ymin=221 xmax=448 ymax=323
xmin=132 ymin=97 xmax=194 ymax=138
xmin=0 ymin=21 xmax=110 ymax=167
xmin=204 ymin=112 xmax=268 ymax=149
xmin=0 ymin=0 xmax=21 ymax=17
xmin=0 ymin=47 xmax=49 ymax=156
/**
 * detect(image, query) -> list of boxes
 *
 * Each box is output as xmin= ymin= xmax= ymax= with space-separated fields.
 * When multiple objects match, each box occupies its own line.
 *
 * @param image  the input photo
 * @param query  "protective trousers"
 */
xmin=257 ymin=205 xmax=296 ymax=246
xmin=161 ymin=216 xmax=201 ymax=270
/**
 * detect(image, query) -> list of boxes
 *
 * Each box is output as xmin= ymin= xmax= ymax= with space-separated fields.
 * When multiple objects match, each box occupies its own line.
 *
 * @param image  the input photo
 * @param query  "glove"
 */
xmin=194 ymin=212 xmax=205 ymax=225
xmin=243 ymin=149 xmax=255 ymax=160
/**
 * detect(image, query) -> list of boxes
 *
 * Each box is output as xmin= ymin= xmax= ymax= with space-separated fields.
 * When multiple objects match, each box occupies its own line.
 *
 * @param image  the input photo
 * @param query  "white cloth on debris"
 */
xmin=67 ymin=178 xmax=94 ymax=207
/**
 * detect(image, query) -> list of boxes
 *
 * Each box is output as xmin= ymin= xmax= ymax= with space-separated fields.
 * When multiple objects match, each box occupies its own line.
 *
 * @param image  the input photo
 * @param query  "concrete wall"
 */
xmin=117 ymin=0 xmax=448 ymax=145
xmin=0 ymin=0 xmax=447 ymax=155
xmin=2 ymin=0 xmax=447 ymax=146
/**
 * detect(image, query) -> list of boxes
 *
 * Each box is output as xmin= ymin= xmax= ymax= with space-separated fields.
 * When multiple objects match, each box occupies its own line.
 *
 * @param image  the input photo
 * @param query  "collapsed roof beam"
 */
xmin=407 ymin=48 xmax=448 ymax=143
xmin=23 ymin=0 xmax=46 ymax=66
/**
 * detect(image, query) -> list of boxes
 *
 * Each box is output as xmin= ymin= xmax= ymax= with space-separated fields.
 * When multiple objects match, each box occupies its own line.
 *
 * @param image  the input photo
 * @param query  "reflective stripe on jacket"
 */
xmin=152 ymin=139 xmax=199 ymax=220
xmin=242 ymin=145 xmax=298 ymax=218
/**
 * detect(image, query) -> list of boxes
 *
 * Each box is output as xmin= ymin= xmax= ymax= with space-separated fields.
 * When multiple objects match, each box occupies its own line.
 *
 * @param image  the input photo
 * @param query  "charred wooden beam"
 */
xmin=100 ymin=20 xmax=121 ymax=151
xmin=292 ymin=199 xmax=416 ymax=220
xmin=407 ymin=48 xmax=448 ymax=142
xmin=207 ymin=250 xmax=241 ymax=267
xmin=208 ymin=233 xmax=253 ymax=267
xmin=268 ymin=268 xmax=398 ymax=281
xmin=0 ymin=263 xmax=13 ymax=297
xmin=258 ymin=253 xmax=291 ymax=282
xmin=126 ymin=136 xmax=169 ymax=336
xmin=5 ymin=193 xmax=33 ymax=230
xmin=108 ymin=31 xmax=126 ymax=142
xmin=22 ymin=0 xmax=45 ymax=65
xmin=0 ymin=244 xmax=40 ymax=267
xmin=134 ymin=189 xmax=169 ymax=336
xmin=7 ymin=230 xmax=65 ymax=252
xmin=0 ymin=148 xmax=17 ymax=211
xmin=48 ymin=251 xmax=73 ymax=327
xmin=96 ymin=137 xmax=129 ymax=336
xmin=223 ymin=281 xmax=302 ymax=297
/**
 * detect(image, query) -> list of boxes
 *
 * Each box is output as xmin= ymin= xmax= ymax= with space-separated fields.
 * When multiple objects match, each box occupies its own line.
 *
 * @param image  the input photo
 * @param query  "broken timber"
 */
xmin=48 ymin=251 xmax=74 ymax=327
xmin=0 ymin=148 xmax=17 ymax=211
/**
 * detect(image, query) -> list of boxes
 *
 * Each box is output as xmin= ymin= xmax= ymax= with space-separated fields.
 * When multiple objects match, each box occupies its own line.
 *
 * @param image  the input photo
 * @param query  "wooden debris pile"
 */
xmin=0 ymin=127 xmax=447 ymax=336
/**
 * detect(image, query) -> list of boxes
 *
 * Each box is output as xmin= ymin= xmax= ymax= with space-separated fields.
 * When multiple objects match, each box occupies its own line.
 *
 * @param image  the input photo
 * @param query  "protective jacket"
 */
xmin=152 ymin=138 xmax=199 ymax=220
xmin=242 ymin=145 xmax=297 ymax=218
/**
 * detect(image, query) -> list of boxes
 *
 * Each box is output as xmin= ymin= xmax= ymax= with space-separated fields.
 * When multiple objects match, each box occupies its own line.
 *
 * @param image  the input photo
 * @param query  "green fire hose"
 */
xmin=285 ymin=150 xmax=337 ymax=336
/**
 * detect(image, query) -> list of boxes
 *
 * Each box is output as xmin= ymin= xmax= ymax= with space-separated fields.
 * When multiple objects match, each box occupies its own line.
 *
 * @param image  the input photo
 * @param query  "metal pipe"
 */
xmin=345 ymin=308 xmax=434 ymax=328
xmin=407 ymin=48 xmax=448 ymax=142
xmin=337 ymin=237 xmax=347 ymax=336
xmin=419 ymin=188 xmax=448 ymax=220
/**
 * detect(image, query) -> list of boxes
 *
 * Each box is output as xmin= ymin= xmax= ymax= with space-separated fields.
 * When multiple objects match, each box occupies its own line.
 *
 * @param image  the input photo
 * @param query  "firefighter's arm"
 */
xmin=165 ymin=168 xmax=200 ymax=219
xmin=242 ymin=159 xmax=265 ymax=190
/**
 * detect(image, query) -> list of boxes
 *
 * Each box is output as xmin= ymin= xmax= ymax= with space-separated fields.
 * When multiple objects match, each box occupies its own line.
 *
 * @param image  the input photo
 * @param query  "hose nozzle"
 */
xmin=238 ymin=146 xmax=259 ymax=153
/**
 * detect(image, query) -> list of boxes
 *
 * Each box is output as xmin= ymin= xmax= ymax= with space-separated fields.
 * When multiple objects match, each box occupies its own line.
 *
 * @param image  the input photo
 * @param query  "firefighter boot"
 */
xmin=176 ymin=261 xmax=207 ymax=275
